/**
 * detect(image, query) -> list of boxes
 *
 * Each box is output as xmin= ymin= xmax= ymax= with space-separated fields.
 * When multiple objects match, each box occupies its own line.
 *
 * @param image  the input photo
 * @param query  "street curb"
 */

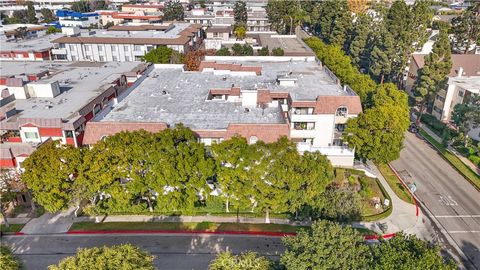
xmin=387 ymin=164 xmax=419 ymax=217
xmin=67 ymin=230 xmax=297 ymax=237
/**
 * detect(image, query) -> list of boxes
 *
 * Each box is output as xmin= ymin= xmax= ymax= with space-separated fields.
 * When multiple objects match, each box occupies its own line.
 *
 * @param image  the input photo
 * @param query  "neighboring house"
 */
xmin=405 ymin=54 xmax=480 ymax=123
xmin=99 ymin=11 xmax=163 ymax=26
xmin=83 ymin=58 xmax=362 ymax=167
xmin=51 ymin=23 xmax=203 ymax=61
xmin=185 ymin=8 xmax=215 ymax=28
xmin=0 ymin=29 xmax=63 ymax=61
xmin=121 ymin=3 xmax=164 ymax=13
xmin=56 ymin=10 xmax=100 ymax=28
xmin=0 ymin=61 xmax=151 ymax=168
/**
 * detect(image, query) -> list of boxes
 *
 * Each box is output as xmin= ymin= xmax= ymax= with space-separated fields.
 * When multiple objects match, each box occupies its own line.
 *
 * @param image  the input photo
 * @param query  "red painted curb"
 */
xmin=67 ymin=229 xmax=296 ymax=237
xmin=14 ymin=232 xmax=24 ymax=235
xmin=364 ymin=233 xmax=396 ymax=240
xmin=388 ymin=164 xmax=419 ymax=217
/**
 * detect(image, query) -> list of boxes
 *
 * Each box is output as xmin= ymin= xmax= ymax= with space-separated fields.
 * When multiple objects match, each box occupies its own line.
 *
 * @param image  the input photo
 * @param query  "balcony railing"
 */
xmin=296 ymin=143 xmax=354 ymax=156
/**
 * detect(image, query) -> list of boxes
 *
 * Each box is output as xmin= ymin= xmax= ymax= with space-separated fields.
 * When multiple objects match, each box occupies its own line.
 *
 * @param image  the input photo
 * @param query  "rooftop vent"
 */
xmin=244 ymin=108 xmax=250 ymax=113
xmin=277 ymin=74 xmax=297 ymax=86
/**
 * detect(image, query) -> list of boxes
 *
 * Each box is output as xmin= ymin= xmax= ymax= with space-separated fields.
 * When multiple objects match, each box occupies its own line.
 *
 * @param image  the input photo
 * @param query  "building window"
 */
xmin=112 ymin=56 xmax=118 ymax=61
xmin=293 ymin=122 xmax=315 ymax=130
xmin=85 ymin=45 xmax=91 ymax=51
xmin=98 ymin=46 xmax=103 ymax=52
xmin=436 ymin=95 xmax=445 ymax=102
xmin=125 ymin=56 xmax=131 ymax=61
xmin=99 ymin=56 xmax=105 ymax=61
xmin=59 ymin=43 xmax=65 ymax=48
xmin=93 ymin=104 xmax=101 ymax=115
xmin=111 ymin=46 xmax=116 ymax=52
xmin=335 ymin=124 xmax=346 ymax=132
xmin=124 ymin=45 xmax=129 ymax=51
xmin=69 ymin=45 xmax=75 ymax=50
xmin=134 ymin=45 xmax=142 ymax=51
xmin=249 ymin=136 xmax=258 ymax=144
xmin=433 ymin=106 xmax=442 ymax=113
xmin=24 ymin=132 xmax=38 ymax=139
xmin=458 ymin=91 xmax=464 ymax=97
xmin=65 ymin=130 xmax=74 ymax=138
xmin=294 ymin=107 xmax=313 ymax=115
xmin=336 ymin=106 xmax=348 ymax=117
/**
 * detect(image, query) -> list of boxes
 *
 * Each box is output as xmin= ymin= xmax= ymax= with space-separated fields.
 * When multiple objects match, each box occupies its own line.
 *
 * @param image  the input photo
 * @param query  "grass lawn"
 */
xmin=70 ymin=221 xmax=305 ymax=234
xmin=0 ymin=223 xmax=24 ymax=233
xmin=376 ymin=163 xmax=415 ymax=204
xmin=420 ymin=129 xmax=480 ymax=190
xmin=70 ymin=221 xmax=376 ymax=236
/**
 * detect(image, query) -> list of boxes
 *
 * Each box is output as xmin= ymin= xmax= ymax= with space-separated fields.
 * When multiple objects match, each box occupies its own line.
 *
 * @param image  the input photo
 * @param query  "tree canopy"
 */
xmin=48 ymin=244 xmax=154 ymax=270
xmin=281 ymin=220 xmax=371 ymax=270
xmin=163 ymin=0 xmax=184 ymax=21
xmin=26 ymin=1 xmax=38 ymax=24
xmin=233 ymin=1 xmax=247 ymax=25
xmin=0 ymin=245 xmax=21 ymax=270
xmin=451 ymin=3 xmax=480 ymax=54
xmin=142 ymin=46 xmax=174 ymax=64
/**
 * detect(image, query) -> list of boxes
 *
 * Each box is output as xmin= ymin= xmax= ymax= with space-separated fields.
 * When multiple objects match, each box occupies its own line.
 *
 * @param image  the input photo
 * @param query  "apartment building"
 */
xmin=121 ymin=3 xmax=164 ymax=13
xmin=51 ymin=23 xmax=203 ymax=61
xmin=406 ymin=54 xmax=480 ymax=122
xmin=99 ymin=11 xmax=163 ymax=26
xmin=0 ymin=61 xmax=150 ymax=168
xmin=0 ymin=30 xmax=64 ymax=61
xmin=83 ymin=58 xmax=362 ymax=167
xmin=56 ymin=10 xmax=100 ymax=28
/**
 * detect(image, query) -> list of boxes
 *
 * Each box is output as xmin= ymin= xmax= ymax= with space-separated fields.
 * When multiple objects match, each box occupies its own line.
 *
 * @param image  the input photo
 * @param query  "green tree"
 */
xmin=142 ymin=46 xmax=173 ymax=64
xmin=370 ymin=232 xmax=457 ymax=270
xmin=271 ymin=47 xmax=284 ymax=56
xmin=413 ymin=28 xmax=452 ymax=124
xmin=209 ymin=251 xmax=272 ymax=270
xmin=232 ymin=43 xmax=243 ymax=56
xmin=211 ymin=137 xmax=253 ymax=213
xmin=313 ymin=0 xmax=352 ymax=46
xmin=368 ymin=25 xmax=394 ymax=84
xmin=452 ymin=94 xmax=480 ymax=136
xmin=281 ymin=220 xmax=371 ymax=270
xmin=314 ymin=185 xmax=362 ymax=222
xmin=0 ymin=245 xmax=21 ymax=270
xmin=233 ymin=1 xmax=247 ymax=25
xmin=234 ymin=25 xmax=246 ymax=40
xmin=46 ymin=26 xmax=61 ymax=35
xmin=451 ymin=3 xmax=480 ymax=53
xmin=257 ymin=47 xmax=269 ymax=56
xmin=41 ymin=8 xmax=56 ymax=23
xmin=163 ymin=0 xmax=184 ymax=21
xmin=242 ymin=44 xmax=254 ymax=55
xmin=215 ymin=47 xmax=231 ymax=56
xmin=266 ymin=0 xmax=302 ymax=34
xmin=22 ymin=141 xmax=82 ymax=213
xmin=345 ymin=83 xmax=410 ymax=163
xmin=48 ymin=244 xmax=154 ymax=270
xmin=71 ymin=0 xmax=91 ymax=13
xmin=26 ymin=1 xmax=38 ymax=24
xmin=5 ymin=11 xmax=27 ymax=24
xmin=0 ymin=170 xmax=21 ymax=228
xmin=346 ymin=14 xmax=373 ymax=69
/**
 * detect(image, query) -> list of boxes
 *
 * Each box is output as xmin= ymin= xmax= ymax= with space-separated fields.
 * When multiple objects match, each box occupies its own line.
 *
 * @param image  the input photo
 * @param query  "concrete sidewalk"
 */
xmin=20 ymin=207 xmax=76 ymax=234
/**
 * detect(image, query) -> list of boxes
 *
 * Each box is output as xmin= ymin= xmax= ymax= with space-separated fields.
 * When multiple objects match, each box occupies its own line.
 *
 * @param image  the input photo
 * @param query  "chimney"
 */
xmin=458 ymin=67 xmax=463 ymax=77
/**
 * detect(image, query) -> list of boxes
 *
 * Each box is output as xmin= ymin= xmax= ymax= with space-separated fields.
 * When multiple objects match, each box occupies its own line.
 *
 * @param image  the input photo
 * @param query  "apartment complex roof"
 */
xmin=53 ymin=23 xmax=201 ymax=46
xmin=246 ymin=33 xmax=316 ymax=56
xmin=413 ymin=54 xmax=480 ymax=77
xmin=0 ymin=33 xmax=64 ymax=52
xmin=100 ymin=60 xmax=356 ymax=130
xmin=0 ymin=61 xmax=143 ymax=129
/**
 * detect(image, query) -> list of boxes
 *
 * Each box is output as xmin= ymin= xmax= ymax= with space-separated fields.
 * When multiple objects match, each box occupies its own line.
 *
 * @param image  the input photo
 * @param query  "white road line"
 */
xmin=448 ymin=231 xmax=480 ymax=234
xmin=435 ymin=215 xmax=480 ymax=218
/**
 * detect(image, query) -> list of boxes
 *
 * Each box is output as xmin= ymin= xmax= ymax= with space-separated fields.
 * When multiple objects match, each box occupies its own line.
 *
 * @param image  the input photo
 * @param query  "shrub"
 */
xmin=258 ymin=46 xmax=269 ymax=56
xmin=469 ymin=155 xmax=480 ymax=167
xmin=232 ymin=43 xmax=243 ymax=56
xmin=271 ymin=47 xmax=284 ymax=56
xmin=215 ymin=47 xmax=231 ymax=56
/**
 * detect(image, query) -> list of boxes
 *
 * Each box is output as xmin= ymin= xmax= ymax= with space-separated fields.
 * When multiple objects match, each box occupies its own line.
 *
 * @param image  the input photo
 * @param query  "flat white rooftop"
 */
xmin=102 ymin=60 xmax=353 ymax=129
xmin=0 ymin=33 xmax=64 ymax=52
xmin=86 ymin=23 xmax=192 ymax=39
xmin=1 ymin=61 xmax=140 ymax=121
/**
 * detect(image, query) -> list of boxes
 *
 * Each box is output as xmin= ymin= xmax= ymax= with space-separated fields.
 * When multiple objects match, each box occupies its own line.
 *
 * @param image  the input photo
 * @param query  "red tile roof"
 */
xmin=83 ymin=121 xmax=168 ymax=145
xmin=314 ymin=96 xmax=362 ymax=115
xmin=412 ymin=54 xmax=480 ymax=77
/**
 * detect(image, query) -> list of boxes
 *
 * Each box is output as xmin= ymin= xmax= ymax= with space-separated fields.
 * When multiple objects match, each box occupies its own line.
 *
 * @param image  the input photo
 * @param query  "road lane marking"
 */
xmin=438 ymin=195 xmax=458 ymax=206
xmin=448 ymin=231 xmax=480 ymax=234
xmin=435 ymin=215 xmax=480 ymax=218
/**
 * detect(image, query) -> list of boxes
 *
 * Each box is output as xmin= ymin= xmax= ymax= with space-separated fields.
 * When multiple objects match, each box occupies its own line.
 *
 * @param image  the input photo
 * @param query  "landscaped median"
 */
xmin=0 ymin=223 xmax=25 ymax=234
xmin=419 ymin=129 xmax=480 ymax=190
xmin=376 ymin=163 xmax=415 ymax=205
xmin=68 ymin=221 xmax=377 ymax=237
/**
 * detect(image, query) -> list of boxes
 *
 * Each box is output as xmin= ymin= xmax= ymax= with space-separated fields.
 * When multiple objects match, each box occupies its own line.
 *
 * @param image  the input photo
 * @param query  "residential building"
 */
xmin=51 ymin=23 xmax=203 ymax=61
xmin=56 ymin=10 xmax=100 ymax=28
xmin=0 ymin=61 xmax=150 ymax=168
xmin=83 ymin=58 xmax=362 ymax=167
xmin=0 ymin=29 xmax=64 ymax=61
xmin=121 ymin=3 xmax=164 ymax=13
xmin=246 ymin=8 xmax=270 ymax=32
xmin=185 ymin=8 xmax=215 ymax=28
xmin=0 ymin=24 xmax=48 ymax=40
xmin=99 ymin=10 xmax=163 ymax=26
xmin=406 ymin=54 xmax=480 ymax=137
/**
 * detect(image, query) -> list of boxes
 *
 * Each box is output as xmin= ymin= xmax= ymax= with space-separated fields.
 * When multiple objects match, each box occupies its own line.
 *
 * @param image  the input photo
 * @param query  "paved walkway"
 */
xmin=420 ymin=124 xmax=480 ymax=175
xmin=20 ymin=207 xmax=76 ymax=234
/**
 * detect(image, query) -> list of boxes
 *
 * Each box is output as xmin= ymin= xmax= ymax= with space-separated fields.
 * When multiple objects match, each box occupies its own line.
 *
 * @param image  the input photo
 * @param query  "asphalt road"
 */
xmin=391 ymin=132 xmax=480 ymax=269
xmin=2 ymin=233 xmax=284 ymax=270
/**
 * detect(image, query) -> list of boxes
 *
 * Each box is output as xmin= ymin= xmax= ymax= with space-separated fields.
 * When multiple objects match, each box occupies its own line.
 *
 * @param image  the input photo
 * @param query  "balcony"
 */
xmin=51 ymin=48 xmax=67 ymax=55
xmin=296 ymin=143 xmax=354 ymax=157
